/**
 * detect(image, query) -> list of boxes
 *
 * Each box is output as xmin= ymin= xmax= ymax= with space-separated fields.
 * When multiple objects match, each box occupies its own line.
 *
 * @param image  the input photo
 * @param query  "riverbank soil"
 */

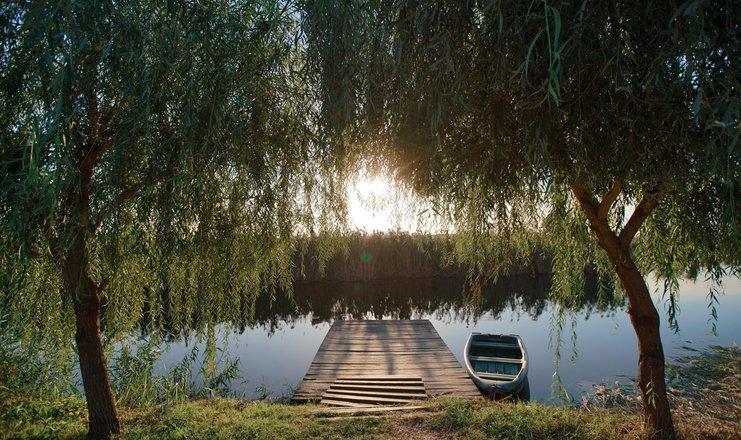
xmin=667 ymin=345 xmax=740 ymax=439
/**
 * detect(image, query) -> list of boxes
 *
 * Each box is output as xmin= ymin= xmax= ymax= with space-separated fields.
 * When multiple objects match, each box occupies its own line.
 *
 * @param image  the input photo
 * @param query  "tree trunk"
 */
xmin=63 ymin=250 xmax=121 ymax=439
xmin=611 ymin=253 xmax=676 ymax=440
xmin=569 ymin=182 xmax=675 ymax=439
xmin=73 ymin=282 xmax=121 ymax=439
xmin=61 ymin=136 xmax=120 ymax=438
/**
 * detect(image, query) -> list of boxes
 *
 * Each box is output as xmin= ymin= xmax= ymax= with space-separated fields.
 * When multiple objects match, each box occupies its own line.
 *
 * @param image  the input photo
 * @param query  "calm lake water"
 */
xmin=145 ymin=274 xmax=741 ymax=403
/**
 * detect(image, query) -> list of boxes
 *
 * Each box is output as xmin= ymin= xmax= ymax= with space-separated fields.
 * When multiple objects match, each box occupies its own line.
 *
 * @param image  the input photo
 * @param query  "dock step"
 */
xmin=320 ymin=376 xmax=427 ymax=407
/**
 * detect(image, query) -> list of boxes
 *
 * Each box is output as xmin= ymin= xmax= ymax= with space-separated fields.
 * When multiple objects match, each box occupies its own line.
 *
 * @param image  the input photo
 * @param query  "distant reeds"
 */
xmin=294 ymin=231 xmax=551 ymax=282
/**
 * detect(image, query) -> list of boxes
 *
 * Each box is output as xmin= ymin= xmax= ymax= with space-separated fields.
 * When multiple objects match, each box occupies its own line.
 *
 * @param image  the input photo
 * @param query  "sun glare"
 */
xmin=347 ymin=174 xmax=396 ymax=232
xmin=356 ymin=176 xmax=389 ymax=198
xmin=346 ymin=172 xmax=444 ymax=233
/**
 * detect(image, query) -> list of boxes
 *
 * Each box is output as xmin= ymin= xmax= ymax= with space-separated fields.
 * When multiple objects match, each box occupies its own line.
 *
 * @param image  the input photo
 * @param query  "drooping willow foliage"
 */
xmin=301 ymin=0 xmax=741 ymax=319
xmin=0 ymin=3 xmax=738 ymax=433
xmin=0 ymin=0 xmax=352 ymax=401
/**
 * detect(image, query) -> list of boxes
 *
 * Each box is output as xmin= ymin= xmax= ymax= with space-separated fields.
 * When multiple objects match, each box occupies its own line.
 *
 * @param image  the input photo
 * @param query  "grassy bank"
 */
xmin=1 ymin=394 xmax=643 ymax=440
xmin=2 ymin=345 xmax=737 ymax=439
xmin=1 ymin=394 xmax=736 ymax=440
xmin=667 ymin=345 xmax=740 ymax=438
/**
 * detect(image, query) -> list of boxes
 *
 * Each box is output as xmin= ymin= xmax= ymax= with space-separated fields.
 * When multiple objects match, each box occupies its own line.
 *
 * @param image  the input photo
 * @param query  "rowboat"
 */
xmin=463 ymin=333 xmax=529 ymax=399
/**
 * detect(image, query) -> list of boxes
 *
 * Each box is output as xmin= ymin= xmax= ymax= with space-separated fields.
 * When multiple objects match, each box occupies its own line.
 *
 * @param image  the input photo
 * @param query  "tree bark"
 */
xmin=60 ymin=135 xmax=120 ymax=439
xmin=75 ymin=299 xmax=119 ymax=440
xmin=68 ymin=274 xmax=121 ymax=439
xmin=570 ymin=182 xmax=675 ymax=440
xmin=62 ymin=235 xmax=121 ymax=439
xmin=612 ymin=253 xmax=675 ymax=440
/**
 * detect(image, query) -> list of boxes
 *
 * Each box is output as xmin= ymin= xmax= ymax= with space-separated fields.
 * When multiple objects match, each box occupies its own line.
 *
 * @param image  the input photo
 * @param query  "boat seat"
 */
xmin=469 ymin=355 xmax=522 ymax=364
xmin=471 ymin=341 xmax=520 ymax=349
xmin=477 ymin=372 xmax=518 ymax=380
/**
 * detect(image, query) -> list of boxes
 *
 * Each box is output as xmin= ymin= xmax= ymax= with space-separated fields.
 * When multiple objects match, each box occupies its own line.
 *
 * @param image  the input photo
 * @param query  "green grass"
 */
xmin=4 ymin=393 xmax=737 ymax=440
xmin=0 ymin=392 xmax=87 ymax=439
xmin=1 ymin=391 xmax=641 ymax=440
xmin=120 ymin=400 xmax=390 ymax=440
xmin=0 ymin=392 xmax=393 ymax=440
xmin=3 ymin=344 xmax=738 ymax=440
xmin=429 ymin=398 xmax=641 ymax=440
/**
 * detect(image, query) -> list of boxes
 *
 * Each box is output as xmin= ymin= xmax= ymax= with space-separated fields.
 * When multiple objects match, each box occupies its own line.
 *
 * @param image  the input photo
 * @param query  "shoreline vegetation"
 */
xmin=293 ymin=232 xmax=553 ymax=282
xmin=1 ymin=345 xmax=737 ymax=440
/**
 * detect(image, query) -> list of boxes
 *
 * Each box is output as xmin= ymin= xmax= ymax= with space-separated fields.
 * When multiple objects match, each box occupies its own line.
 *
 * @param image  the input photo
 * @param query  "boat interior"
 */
xmin=469 ymin=335 xmax=523 ymax=380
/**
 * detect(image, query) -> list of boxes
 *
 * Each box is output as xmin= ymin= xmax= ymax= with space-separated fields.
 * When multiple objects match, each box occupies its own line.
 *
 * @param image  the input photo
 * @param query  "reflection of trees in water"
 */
xmin=141 ymin=274 xmax=624 ymax=338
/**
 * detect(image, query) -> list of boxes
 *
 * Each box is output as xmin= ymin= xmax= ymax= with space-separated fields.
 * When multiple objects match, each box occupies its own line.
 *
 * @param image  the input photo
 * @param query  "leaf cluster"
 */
xmin=302 ymin=0 xmax=741 ymax=304
xmin=0 ymin=0 xmax=349 ymax=359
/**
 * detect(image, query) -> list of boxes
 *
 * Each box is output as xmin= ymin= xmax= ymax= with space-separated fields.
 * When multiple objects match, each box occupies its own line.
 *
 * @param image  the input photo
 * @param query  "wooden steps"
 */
xmin=320 ymin=376 xmax=426 ymax=407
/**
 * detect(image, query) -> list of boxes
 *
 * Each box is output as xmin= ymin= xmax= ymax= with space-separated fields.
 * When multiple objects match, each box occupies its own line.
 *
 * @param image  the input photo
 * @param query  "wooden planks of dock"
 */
xmin=292 ymin=320 xmax=482 ymax=405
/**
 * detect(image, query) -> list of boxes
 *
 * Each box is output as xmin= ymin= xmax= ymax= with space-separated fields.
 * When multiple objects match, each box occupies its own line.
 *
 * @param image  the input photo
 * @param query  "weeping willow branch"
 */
xmin=620 ymin=186 xmax=665 ymax=249
xmin=598 ymin=179 xmax=623 ymax=221
xmin=92 ymin=182 xmax=144 ymax=233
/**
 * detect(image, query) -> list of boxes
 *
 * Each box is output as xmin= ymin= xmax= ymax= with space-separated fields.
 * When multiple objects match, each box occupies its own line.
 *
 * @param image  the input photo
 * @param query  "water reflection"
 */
xmin=142 ymin=274 xmax=623 ymax=338
xmin=133 ymin=274 xmax=739 ymax=402
xmin=137 ymin=274 xmax=703 ymax=402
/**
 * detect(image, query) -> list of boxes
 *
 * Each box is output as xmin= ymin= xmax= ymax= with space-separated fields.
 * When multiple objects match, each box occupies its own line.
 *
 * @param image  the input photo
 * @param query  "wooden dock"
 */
xmin=292 ymin=320 xmax=482 ymax=406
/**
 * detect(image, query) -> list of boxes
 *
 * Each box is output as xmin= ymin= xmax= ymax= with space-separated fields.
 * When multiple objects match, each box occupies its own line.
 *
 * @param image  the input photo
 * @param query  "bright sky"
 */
xmin=346 ymin=175 xmax=399 ymax=232
xmin=346 ymin=173 xmax=452 ymax=233
xmin=346 ymin=173 xmax=640 ymax=235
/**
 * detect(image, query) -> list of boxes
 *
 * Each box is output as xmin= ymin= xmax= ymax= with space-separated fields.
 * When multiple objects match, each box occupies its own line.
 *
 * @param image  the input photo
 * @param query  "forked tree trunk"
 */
xmin=61 ymin=135 xmax=120 ymax=438
xmin=569 ymin=182 xmax=676 ymax=440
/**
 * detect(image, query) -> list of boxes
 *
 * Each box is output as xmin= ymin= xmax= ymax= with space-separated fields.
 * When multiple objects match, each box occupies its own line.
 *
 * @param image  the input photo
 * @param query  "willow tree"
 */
xmin=1 ymin=1 xmax=345 ymax=438
xmin=303 ymin=1 xmax=740 ymax=438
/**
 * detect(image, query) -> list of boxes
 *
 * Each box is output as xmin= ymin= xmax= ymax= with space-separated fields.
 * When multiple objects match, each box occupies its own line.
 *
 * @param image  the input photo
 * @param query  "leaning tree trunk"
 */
xmin=62 ymin=231 xmax=121 ymax=439
xmin=569 ymin=182 xmax=676 ymax=440
xmin=611 ymin=254 xmax=675 ymax=440
xmin=60 ymin=139 xmax=120 ymax=439
xmin=75 ymin=297 xmax=120 ymax=440
xmin=65 ymin=269 xmax=121 ymax=439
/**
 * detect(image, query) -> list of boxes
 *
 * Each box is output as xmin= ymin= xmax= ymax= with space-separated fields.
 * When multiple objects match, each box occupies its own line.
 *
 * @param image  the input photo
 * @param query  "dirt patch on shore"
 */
xmin=668 ymin=345 xmax=740 ymax=439
xmin=585 ymin=345 xmax=740 ymax=439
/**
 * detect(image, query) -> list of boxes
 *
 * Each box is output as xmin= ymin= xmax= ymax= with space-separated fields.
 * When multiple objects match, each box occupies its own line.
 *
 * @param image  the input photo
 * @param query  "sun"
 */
xmin=347 ymin=174 xmax=394 ymax=231
xmin=356 ymin=176 xmax=389 ymax=198
xmin=345 ymin=172 xmax=440 ymax=232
